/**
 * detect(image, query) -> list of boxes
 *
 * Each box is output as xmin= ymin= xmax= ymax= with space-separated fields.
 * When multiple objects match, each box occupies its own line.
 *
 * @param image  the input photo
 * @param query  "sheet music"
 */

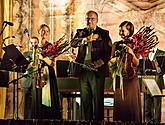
xmin=143 ymin=79 xmax=162 ymax=96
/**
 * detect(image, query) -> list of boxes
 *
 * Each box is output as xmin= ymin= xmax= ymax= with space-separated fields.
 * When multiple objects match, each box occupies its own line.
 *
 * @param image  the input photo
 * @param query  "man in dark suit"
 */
xmin=71 ymin=10 xmax=112 ymax=121
xmin=144 ymin=47 xmax=165 ymax=123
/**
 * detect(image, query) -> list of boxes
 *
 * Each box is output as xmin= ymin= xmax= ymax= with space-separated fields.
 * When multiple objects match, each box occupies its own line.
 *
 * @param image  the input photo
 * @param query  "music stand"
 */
xmin=0 ymin=44 xmax=29 ymax=73
xmin=138 ymin=58 xmax=157 ymax=75
xmin=142 ymin=78 xmax=162 ymax=96
xmin=0 ymin=44 xmax=30 ymax=119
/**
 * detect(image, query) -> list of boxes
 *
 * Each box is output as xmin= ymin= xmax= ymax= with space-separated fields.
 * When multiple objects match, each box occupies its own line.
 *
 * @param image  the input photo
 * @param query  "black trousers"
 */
xmin=80 ymin=69 xmax=105 ymax=121
xmin=24 ymin=85 xmax=32 ymax=119
xmin=144 ymin=93 xmax=161 ymax=122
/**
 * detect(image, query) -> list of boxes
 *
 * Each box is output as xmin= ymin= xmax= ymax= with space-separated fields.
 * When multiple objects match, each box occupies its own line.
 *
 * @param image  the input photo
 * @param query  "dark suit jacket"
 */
xmin=71 ymin=26 xmax=112 ymax=77
xmin=153 ymin=49 xmax=165 ymax=90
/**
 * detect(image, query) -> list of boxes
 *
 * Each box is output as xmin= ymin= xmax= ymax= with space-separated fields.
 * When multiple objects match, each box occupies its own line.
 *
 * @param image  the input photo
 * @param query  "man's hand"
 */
xmin=93 ymin=59 xmax=104 ymax=68
xmin=86 ymin=34 xmax=99 ymax=42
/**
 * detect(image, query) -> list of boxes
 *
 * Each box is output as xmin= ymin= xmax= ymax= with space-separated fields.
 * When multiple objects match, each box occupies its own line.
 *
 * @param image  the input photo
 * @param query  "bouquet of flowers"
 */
xmin=129 ymin=26 xmax=159 ymax=58
xmin=109 ymin=26 xmax=159 ymax=97
xmin=41 ymin=35 xmax=71 ymax=58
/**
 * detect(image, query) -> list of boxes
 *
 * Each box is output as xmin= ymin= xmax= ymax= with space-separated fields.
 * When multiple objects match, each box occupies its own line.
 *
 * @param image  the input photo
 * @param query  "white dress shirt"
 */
xmin=148 ymin=48 xmax=157 ymax=61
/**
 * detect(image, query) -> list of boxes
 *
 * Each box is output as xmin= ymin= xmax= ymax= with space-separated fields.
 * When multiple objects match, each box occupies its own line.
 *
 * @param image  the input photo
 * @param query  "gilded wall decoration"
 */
xmin=13 ymin=0 xmax=33 ymax=51
xmin=4 ymin=0 xmax=33 ymax=119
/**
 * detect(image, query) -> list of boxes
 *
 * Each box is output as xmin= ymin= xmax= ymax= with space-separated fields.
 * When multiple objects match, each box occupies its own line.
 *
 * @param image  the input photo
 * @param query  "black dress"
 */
xmin=37 ymin=42 xmax=61 ymax=119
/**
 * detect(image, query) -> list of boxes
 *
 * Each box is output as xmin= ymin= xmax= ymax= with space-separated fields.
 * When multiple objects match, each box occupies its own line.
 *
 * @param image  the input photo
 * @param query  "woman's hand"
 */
xmin=125 ymin=46 xmax=139 ymax=66
xmin=37 ymin=53 xmax=54 ymax=66
xmin=108 ymin=57 xmax=119 ymax=67
xmin=43 ymin=57 xmax=55 ymax=66
xmin=125 ymin=46 xmax=134 ymax=56
xmin=38 ymin=53 xmax=44 ymax=60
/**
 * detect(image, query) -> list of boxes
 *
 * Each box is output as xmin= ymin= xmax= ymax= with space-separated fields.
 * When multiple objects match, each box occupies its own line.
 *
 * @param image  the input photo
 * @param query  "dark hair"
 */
xmin=38 ymin=24 xmax=50 ymax=33
xmin=86 ymin=10 xmax=98 ymax=18
xmin=31 ymin=36 xmax=39 ymax=42
xmin=119 ymin=21 xmax=134 ymax=37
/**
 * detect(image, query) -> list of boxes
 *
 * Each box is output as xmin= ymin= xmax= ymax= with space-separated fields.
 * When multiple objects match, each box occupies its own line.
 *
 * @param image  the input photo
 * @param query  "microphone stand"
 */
xmin=8 ymin=59 xmax=21 ymax=120
xmin=8 ymin=64 xmax=38 ymax=120
xmin=0 ymin=23 xmax=7 ymax=36
xmin=1 ymin=42 xmax=30 ymax=120
xmin=0 ymin=21 xmax=19 ymax=119
xmin=7 ymin=60 xmax=20 ymax=120
xmin=2 ymin=36 xmax=15 ymax=47
xmin=0 ymin=22 xmax=19 ymax=119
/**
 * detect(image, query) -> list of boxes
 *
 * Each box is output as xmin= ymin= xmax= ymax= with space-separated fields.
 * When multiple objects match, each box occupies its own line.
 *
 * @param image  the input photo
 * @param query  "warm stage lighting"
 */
xmin=49 ymin=0 xmax=70 ymax=7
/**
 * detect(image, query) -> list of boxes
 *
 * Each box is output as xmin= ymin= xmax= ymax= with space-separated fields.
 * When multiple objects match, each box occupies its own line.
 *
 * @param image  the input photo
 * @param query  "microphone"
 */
xmin=84 ymin=28 xmax=94 ymax=37
xmin=88 ymin=29 xmax=94 ymax=34
xmin=4 ymin=21 xmax=14 ymax=26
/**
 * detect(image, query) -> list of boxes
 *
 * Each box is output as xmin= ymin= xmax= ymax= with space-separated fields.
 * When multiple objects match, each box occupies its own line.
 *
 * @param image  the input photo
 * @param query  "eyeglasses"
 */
xmin=86 ymin=18 xmax=97 ymax=21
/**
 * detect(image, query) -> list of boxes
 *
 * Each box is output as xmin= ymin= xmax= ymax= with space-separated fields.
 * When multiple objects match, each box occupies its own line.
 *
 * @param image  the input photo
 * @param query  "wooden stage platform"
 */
xmin=0 ymin=119 xmax=161 ymax=125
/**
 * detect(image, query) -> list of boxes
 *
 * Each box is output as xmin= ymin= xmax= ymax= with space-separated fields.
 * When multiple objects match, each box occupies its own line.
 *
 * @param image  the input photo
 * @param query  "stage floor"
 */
xmin=0 ymin=119 xmax=164 ymax=125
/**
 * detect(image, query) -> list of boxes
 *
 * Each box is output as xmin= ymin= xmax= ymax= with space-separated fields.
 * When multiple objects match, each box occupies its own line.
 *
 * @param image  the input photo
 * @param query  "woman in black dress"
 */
xmin=36 ymin=24 xmax=61 ymax=119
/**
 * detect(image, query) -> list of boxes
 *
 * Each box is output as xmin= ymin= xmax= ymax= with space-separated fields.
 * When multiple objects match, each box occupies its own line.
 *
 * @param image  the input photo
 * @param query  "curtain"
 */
xmin=0 ymin=0 xmax=4 ymax=56
xmin=0 ymin=0 xmax=12 ymax=119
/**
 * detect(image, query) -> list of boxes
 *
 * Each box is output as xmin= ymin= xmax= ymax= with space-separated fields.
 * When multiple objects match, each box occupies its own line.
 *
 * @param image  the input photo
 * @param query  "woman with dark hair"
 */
xmin=109 ymin=21 xmax=141 ymax=123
